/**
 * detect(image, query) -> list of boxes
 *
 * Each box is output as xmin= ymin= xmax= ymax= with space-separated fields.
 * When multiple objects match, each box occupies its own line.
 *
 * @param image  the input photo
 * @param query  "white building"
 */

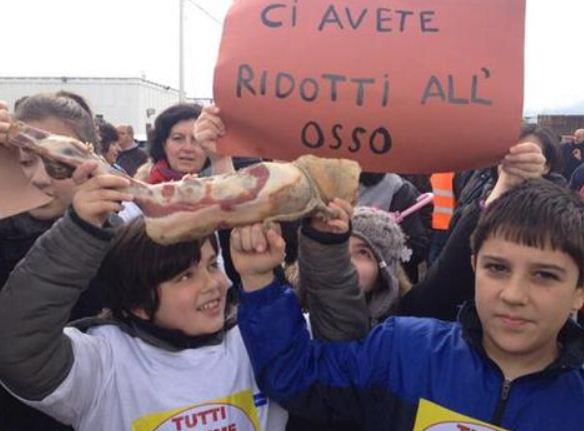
xmin=0 ymin=77 xmax=211 ymax=140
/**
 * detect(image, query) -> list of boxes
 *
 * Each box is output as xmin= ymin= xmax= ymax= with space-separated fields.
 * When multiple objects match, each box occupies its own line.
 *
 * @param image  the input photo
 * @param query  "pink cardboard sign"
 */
xmin=214 ymin=0 xmax=525 ymax=173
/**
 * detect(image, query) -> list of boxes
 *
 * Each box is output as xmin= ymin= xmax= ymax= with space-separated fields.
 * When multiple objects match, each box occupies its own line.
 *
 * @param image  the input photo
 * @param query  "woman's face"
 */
xmin=20 ymin=117 xmax=78 ymax=220
xmin=349 ymin=236 xmax=380 ymax=294
xmin=163 ymin=119 xmax=207 ymax=174
xmin=105 ymin=142 xmax=121 ymax=165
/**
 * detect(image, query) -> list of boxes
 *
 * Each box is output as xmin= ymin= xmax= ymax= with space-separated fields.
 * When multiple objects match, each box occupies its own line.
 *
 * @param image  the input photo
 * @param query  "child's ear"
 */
xmin=470 ymin=255 xmax=477 ymax=273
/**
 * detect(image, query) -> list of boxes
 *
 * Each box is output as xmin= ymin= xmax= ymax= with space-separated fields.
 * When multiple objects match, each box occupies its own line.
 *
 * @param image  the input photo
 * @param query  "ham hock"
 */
xmin=6 ymin=121 xmax=361 ymax=244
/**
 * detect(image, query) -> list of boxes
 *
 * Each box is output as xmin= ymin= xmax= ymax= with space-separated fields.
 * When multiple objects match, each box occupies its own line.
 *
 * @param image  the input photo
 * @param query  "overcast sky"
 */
xmin=1 ymin=0 xmax=582 ymax=115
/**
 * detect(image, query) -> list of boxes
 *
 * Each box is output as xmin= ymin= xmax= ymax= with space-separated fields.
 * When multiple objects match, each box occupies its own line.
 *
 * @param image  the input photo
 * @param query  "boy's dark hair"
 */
xmin=471 ymin=180 xmax=584 ymax=285
xmin=519 ymin=124 xmax=563 ymax=174
xmin=97 ymin=122 xmax=119 ymax=155
xmin=150 ymin=103 xmax=202 ymax=163
xmin=99 ymin=217 xmax=218 ymax=321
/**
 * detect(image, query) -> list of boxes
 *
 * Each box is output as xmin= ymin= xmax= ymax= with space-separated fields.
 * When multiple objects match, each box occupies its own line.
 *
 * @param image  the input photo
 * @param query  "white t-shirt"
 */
xmin=23 ymin=325 xmax=288 ymax=431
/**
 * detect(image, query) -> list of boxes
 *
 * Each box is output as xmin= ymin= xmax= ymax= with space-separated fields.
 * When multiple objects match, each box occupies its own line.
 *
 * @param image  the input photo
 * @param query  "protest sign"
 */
xmin=214 ymin=0 xmax=525 ymax=173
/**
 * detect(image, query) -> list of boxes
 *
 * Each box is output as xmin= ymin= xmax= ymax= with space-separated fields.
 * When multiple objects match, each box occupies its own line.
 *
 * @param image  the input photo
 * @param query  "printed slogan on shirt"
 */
xmin=131 ymin=390 xmax=261 ymax=431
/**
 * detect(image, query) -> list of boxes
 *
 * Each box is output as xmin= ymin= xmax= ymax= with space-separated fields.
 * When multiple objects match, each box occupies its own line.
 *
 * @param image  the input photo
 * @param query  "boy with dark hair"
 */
xmin=234 ymin=179 xmax=584 ymax=431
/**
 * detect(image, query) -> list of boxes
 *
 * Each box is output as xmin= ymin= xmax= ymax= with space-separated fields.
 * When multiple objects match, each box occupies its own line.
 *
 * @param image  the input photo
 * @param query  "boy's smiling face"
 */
xmin=474 ymin=235 xmax=584 ymax=371
xmin=153 ymin=240 xmax=230 ymax=336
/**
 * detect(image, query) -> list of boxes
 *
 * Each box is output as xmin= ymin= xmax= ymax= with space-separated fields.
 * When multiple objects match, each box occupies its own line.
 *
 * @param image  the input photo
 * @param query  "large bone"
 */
xmin=6 ymin=122 xmax=361 ymax=244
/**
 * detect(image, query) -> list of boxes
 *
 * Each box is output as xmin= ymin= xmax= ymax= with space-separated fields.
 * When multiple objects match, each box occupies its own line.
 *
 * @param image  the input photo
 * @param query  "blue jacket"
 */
xmin=238 ymin=282 xmax=584 ymax=431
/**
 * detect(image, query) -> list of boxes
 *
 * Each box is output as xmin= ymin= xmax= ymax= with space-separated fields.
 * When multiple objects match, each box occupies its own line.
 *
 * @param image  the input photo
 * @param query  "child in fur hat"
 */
xmin=290 ymin=203 xmax=413 ymax=328
xmin=350 ymin=207 xmax=412 ymax=325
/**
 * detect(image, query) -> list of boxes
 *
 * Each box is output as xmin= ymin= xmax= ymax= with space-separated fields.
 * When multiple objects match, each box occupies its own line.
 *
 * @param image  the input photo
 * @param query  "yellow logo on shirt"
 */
xmin=413 ymin=399 xmax=510 ymax=431
xmin=132 ymin=390 xmax=260 ymax=431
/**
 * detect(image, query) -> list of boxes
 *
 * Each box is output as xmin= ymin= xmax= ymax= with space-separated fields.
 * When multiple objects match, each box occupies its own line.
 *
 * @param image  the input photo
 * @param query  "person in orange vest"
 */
xmin=428 ymin=172 xmax=455 ymax=264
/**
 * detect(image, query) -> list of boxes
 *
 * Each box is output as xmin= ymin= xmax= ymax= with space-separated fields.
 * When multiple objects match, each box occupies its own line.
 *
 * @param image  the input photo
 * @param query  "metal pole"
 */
xmin=179 ymin=0 xmax=185 ymax=102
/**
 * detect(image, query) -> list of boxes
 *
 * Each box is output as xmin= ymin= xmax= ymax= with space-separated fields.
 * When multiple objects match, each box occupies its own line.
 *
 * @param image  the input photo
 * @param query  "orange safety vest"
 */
xmin=430 ymin=172 xmax=455 ymax=230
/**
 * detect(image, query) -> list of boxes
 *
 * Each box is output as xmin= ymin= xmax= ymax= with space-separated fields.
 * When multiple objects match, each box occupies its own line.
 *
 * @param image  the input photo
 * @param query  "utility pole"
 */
xmin=179 ymin=0 xmax=186 ymax=102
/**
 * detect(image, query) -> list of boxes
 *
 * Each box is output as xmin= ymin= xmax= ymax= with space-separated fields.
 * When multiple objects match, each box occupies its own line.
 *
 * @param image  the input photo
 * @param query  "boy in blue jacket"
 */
xmin=232 ymin=177 xmax=584 ymax=431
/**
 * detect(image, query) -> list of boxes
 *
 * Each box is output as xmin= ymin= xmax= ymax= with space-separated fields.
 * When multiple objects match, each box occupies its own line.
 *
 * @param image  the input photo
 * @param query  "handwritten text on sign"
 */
xmin=214 ymin=0 xmax=525 ymax=173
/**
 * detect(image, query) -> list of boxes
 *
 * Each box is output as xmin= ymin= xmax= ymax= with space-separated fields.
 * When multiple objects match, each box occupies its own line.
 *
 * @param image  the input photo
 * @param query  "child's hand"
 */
xmin=194 ymin=105 xmax=234 ymax=175
xmin=486 ymin=141 xmax=546 ymax=205
xmin=0 ymin=101 xmax=11 ymax=147
xmin=310 ymin=198 xmax=353 ymax=234
xmin=230 ymin=223 xmax=286 ymax=292
xmin=500 ymin=141 xmax=546 ymax=186
xmin=72 ymin=162 xmax=133 ymax=228
xmin=194 ymin=105 xmax=225 ymax=159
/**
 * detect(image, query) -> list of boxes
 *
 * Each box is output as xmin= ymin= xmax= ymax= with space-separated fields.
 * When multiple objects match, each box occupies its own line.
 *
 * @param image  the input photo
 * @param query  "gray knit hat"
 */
xmin=352 ymin=206 xmax=411 ymax=268
xmin=351 ymin=206 xmax=412 ymax=319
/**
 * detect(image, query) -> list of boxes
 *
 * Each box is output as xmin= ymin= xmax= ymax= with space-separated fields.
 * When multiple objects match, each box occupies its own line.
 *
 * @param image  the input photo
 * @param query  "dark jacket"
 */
xmin=391 ymin=181 xmax=431 ymax=282
xmin=116 ymin=145 xmax=148 ymax=177
xmin=562 ymin=142 xmax=584 ymax=180
xmin=397 ymin=201 xmax=480 ymax=321
xmin=0 ymin=213 xmax=53 ymax=288
xmin=0 ymin=213 xmax=110 ymax=320
xmin=238 ymin=283 xmax=584 ymax=431
xmin=0 ymin=213 xmax=108 ymax=431
xmin=569 ymin=162 xmax=584 ymax=192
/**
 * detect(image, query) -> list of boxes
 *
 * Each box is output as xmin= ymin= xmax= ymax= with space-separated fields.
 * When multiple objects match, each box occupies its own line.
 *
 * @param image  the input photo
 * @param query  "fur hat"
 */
xmin=352 ymin=206 xmax=411 ymax=268
xmin=351 ymin=207 xmax=412 ymax=321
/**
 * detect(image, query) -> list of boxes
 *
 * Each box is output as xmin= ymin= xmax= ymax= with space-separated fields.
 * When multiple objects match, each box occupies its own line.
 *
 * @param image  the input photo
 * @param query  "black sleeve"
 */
xmin=390 ymin=182 xmax=430 ymax=266
xmin=397 ymin=202 xmax=481 ymax=321
xmin=0 ymin=209 xmax=113 ymax=400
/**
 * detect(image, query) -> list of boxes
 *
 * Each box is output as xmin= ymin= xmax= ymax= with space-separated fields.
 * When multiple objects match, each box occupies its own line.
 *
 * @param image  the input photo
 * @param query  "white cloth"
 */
xmin=23 ymin=325 xmax=288 ymax=431
xmin=117 ymin=201 xmax=143 ymax=223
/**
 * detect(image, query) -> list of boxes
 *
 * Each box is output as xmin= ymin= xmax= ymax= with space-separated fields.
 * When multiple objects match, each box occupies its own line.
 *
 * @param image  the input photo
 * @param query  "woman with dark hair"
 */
xmin=0 ymin=93 xmax=99 ymax=286
xmin=448 ymin=123 xmax=566 ymax=239
xmin=147 ymin=104 xmax=233 ymax=184
xmin=518 ymin=123 xmax=563 ymax=174
xmin=97 ymin=121 xmax=122 ymax=166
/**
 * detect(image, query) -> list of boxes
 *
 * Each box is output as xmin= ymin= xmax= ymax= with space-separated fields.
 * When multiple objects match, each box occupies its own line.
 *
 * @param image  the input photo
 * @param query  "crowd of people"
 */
xmin=0 ymin=90 xmax=582 ymax=431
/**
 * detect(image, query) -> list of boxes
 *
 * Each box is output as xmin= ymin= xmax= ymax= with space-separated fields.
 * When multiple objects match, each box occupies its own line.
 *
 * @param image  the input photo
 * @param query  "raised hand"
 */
xmin=194 ymin=105 xmax=234 ymax=174
xmin=72 ymin=161 xmax=133 ymax=227
xmin=230 ymin=223 xmax=286 ymax=292
xmin=309 ymin=198 xmax=353 ymax=234
xmin=486 ymin=141 xmax=547 ymax=206
xmin=194 ymin=105 xmax=226 ymax=159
